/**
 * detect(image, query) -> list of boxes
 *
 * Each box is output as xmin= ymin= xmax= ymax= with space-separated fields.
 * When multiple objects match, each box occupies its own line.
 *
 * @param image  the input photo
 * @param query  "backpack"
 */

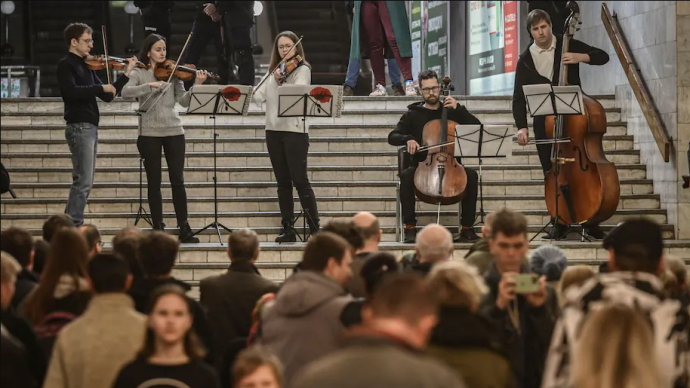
xmin=33 ymin=311 xmax=77 ymax=359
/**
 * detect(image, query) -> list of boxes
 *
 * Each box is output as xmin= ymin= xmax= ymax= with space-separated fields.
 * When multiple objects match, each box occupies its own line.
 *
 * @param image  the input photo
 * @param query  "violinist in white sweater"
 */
xmin=253 ymin=31 xmax=320 ymax=242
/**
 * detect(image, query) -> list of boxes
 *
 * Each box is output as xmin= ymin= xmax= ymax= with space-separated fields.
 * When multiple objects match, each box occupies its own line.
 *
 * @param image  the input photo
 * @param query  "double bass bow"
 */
xmin=544 ymin=1 xmax=620 ymax=227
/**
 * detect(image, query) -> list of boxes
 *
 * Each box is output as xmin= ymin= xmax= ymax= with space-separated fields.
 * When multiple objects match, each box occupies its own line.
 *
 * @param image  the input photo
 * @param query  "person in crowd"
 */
xmin=43 ymin=253 xmax=146 ymax=388
xmin=529 ymin=245 xmax=567 ymax=291
xmin=112 ymin=227 xmax=145 ymax=290
xmin=664 ymin=255 xmax=689 ymax=303
xmin=122 ymin=34 xmax=207 ymax=243
xmin=480 ymin=209 xmax=559 ymax=388
xmin=348 ymin=212 xmax=383 ymax=297
xmin=129 ymin=231 xmax=215 ymax=361
xmin=78 ymin=223 xmax=101 ymax=258
xmin=426 ymin=261 xmax=513 ymax=388
xmin=343 ymin=2 xmax=404 ymax=96
xmin=542 ymin=218 xmax=690 ymax=388
xmin=400 ymin=224 xmax=454 ymax=275
xmin=321 ymin=220 xmax=366 ymax=296
xmin=661 ymin=270 xmax=680 ymax=300
xmin=253 ymin=31 xmax=320 ymax=241
xmin=182 ymin=1 xmax=231 ymax=90
xmin=259 ymin=232 xmax=353 ymax=385
xmin=35 ymin=214 xmax=76 ymax=276
xmin=57 ymin=23 xmax=136 ymax=227
xmin=200 ymin=229 xmax=279 ymax=357
xmin=21 ymin=228 xmax=92 ymax=358
xmin=349 ymin=1 xmax=415 ymax=96
xmin=232 ymin=346 xmax=284 ymax=388
xmin=292 ymin=273 xmax=465 ymax=388
xmin=133 ymin=1 xmax=174 ymax=42
xmin=1 ymin=324 xmax=34 ymax=387
xmin=113 ymin=284 xmax=221 ymax=388
xmin=464 ymin=212 xmax=496 ymax=275
xmin=573 ymin=304 xmax=665 ymax=388
xmin=1 ymin=227 xmax=39 ymax=309
xmin=388 ymin=69 xmax=481 ymax=243
xmin=0 ymin=252 xmax=46 ymax=387
xmin=556 ymin=265 xmax=595 ymax=307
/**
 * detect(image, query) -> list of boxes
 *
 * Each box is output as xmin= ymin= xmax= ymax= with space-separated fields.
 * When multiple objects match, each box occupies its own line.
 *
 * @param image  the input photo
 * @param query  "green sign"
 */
xmin=409 ymin=1 xmax=423 ymax=86
xmin=423 ymin=1 xmax=449 ymax=77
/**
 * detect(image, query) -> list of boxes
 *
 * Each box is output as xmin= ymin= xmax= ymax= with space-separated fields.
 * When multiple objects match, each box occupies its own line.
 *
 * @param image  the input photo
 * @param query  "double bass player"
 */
xmin=513 ymin=9 xmax=610 ymax=240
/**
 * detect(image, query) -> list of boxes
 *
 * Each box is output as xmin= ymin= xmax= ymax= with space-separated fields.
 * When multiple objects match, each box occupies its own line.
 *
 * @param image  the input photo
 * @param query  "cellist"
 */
xmin=513 ymin=9 xmax=610 ymax=240
xmin=388 ymin=69 xmax=481 ymax=244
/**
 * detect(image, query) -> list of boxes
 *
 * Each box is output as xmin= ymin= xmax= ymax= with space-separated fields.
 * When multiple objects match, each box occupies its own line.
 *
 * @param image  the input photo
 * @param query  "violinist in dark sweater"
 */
xmin=57 ymin=23 xmax=136 ymax=227
xmin=512 ymin=10 xmax=609 ymax=240
xmin=388 ymin=69 xmax=481 ymax=244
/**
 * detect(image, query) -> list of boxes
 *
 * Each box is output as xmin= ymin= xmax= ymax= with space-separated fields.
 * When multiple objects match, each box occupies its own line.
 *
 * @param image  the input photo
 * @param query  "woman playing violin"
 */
xmin=253 ymin=31 xmax=320 ymax=242
xmin=122 ymin=33 xmax=209 ymax=243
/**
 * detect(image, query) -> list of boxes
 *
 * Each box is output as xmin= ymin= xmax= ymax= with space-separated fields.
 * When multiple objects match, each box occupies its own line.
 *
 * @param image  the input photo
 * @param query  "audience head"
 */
xmin=482 ymin=211 xmax=495 ymax=238
xmin=573 ymin=304 xmax=665 ymax=388
xmin=603 ymin=218 xmax=663 ymax=275
xmin=489 ymin=209 xmax=528 ymax=273
xmin=558 ymin=265 xmax=596 ymax=298
xmin=661 ymin=270 xmax=681 ymax=300
xmin=529 ymin=245 xmax=567 ymax=282
xmin=321 ymin=220 xmax=365 ymax=253
xmin=140 ymin=284 xmax=205 ymax=359
xmin=112 ymin=227 xmax=145 ymax=286
xmin=415 ymin=224 xmax=453 ymax=264
xmin=359 ymin=252 xmax=399 ymax=296
xmin=364 ymin=273 xmax=439 ymax=349
xmin=42 ymin=213 xmax=75 ymax=242
xmin=233 ymin=346 xmax=284 ymax=388
xmin=0 ymin=252 xmax=22 ymax=310
xmin=24 ymin=227 xmax=90 ymax=324
xmin=228 ymin=229 xmax=260 ymax=264
xmin=0 ymin=227 xmax=35 ymax=270
xmin=138 ymin=231 xmax=179 ymax=279
xmin=427 ymin=260 xmax=488 ymax=312
xmin=351 ymin=212 xmax=382 ymax=252
xmin=663 ymin=255 xmax=687 ymax=290
xmin=301 ymin=232 xmax=353 ymax=286
xmin=32 ymin=240 xmax=50 ymax=275
xmin=79 ymin=224 xmax=102 ymax=257
xmin=87 ymin=253 xmax=132 ymax=294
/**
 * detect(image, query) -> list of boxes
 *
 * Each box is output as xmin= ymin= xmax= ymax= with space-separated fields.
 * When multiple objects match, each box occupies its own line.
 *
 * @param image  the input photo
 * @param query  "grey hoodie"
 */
xmin=259 ymin=271 xmax=352 ymax=386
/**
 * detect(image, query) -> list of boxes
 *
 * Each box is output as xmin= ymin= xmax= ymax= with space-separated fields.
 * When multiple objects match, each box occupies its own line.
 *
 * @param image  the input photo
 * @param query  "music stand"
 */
xmin=186 ymin=84 xmax=253 ymax=245
xmin=454 ymin=124 xmax=513 ymax=228
xmin=522 ymin=84 xmax=587 ymax=242
xmin=133 ymin=83 xmax=172 ymax=227
xmin=277 ymin=85 xmax=344 ymax=241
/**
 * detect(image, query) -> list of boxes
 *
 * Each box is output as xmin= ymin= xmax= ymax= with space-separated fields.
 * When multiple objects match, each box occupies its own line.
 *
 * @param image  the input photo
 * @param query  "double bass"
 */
xmin=414 ymin=77 xmax=468 ymax=206
xmin=545 ymin=1 xmax=620 ymax=226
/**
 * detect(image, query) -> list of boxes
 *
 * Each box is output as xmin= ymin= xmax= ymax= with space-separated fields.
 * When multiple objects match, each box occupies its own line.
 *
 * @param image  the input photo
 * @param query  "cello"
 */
xmin=544 ymin=1 xmax=620 ymax=227
xmin=414 ymin=77 xmax=468 ymax=207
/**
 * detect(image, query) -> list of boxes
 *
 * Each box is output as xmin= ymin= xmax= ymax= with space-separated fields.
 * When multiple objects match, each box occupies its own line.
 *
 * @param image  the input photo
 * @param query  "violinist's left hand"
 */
xmin=195 ymin=70 xmax=209 ymax=85
xmin=124 ymin=56 xmax=138 ymax=76
xmin=443 ymin=95 xmax=458 ymax=109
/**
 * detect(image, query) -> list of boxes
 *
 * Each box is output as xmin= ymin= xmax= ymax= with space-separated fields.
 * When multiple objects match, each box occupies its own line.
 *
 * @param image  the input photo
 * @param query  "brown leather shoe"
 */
xmin=392 ymin=84 xmax=405 ymax=96
xmin=343 ymin=85 xmax=355 ymax=96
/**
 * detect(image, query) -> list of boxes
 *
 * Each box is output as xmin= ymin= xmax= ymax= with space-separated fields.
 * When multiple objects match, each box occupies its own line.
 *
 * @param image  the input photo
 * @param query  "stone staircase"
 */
xmin=2 ymin=95 xmax=688 ymax=298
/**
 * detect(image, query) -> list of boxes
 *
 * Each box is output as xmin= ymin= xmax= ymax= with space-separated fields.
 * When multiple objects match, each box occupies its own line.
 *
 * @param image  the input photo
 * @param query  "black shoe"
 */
xmin=585 ymin=225 xmax=606 ymax=240
xmin=153 ymin=221 xmax=166 ymax=231
xmin=542 ymin=224 xmax=568 ymax=240
xmin=403 ymin=227 xmax=417 ymax=243
xmin=343 ymin=85 xmax=355 ymax=96
xmin=276 ymin=222 xmax=297 ymax=243
xmin=683 ymin=175 xmax=689 ymax=189
xmin=308 ymin=221 xmax=320 ymax=238
xmin=455 ymin=228 xmax=480 ymax=243
xmin=392 ymin=84 xmax=405 ymax=96
xmin=178 ymin=222 xmax=200 ymax=244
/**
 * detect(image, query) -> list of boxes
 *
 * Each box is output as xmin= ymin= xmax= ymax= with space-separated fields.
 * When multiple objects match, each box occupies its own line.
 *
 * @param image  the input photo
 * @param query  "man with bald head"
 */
xmin=402 ymin=224 xmax=454 ymax=275
xmin=347 ymin=212 xmax=384 ymax=297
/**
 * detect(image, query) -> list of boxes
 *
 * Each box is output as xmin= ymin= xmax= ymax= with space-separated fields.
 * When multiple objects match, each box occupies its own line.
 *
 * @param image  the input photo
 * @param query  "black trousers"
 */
xmin=265 ymin=130 xmax=319 ymax=227
xmin=400 ymin=162 xmax=478 ymax=227
xmin=533 ymin=116 xmax=553 ymax=174
xmin=225 ymin=23 xmax=255 ymax=86
xmin=137 ymin=135 xmax=189 ymax=227
xmin=141 ymin=10 xmax=172 ymax=43
xmin=184 ymin=18 xmax=230 ymax=88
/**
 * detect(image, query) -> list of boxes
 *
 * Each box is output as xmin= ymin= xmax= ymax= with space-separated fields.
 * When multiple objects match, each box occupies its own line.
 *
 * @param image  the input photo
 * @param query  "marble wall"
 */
xmin=574 ymin=1 xmax=688 ymax=238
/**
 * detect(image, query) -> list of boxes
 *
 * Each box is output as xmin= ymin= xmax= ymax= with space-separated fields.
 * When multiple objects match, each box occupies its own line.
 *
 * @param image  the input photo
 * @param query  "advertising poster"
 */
xmin=467 ymin=1 xmax=519 ymax=95
xmin=423 ymin=1 xmax=450 ymax=78
xmin=409 ymin=1 xmax=423 ymax=86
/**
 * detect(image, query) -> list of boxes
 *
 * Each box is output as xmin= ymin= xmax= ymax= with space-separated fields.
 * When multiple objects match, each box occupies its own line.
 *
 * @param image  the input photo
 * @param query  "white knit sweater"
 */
xmin=253 ymin=65 xmax=311 ymax=133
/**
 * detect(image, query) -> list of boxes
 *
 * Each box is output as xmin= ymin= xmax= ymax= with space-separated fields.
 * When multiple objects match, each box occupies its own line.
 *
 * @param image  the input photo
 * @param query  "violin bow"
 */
xmin=254 ymin=35 xmax=304 ymax=92
xmin=166 ymin=31 xmax=194 ymax=85
xmin=101 ymin=25 xmax=111 ymax=84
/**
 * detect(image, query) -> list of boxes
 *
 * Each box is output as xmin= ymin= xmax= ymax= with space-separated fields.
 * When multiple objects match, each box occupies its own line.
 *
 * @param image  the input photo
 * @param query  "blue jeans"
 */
xmin=344 ymin=58 xmax=402 ymax=88
xmin=64 ymin=122 xmax=98 ymax=226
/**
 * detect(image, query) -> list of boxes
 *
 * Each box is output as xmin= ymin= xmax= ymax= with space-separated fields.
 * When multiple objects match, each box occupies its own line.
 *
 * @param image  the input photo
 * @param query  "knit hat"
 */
xmin=360 ymin=252 xmax=400 ymax=296
xmin=529 ymin=245 xmax=568 ymax=281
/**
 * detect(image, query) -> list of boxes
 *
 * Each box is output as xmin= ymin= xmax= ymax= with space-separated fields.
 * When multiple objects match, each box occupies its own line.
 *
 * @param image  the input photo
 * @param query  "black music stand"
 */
xmin=523 ymin=84 xmax=587 ymax=242
xmin=133 ymin=83 xmax=172 ymax=227
xmin=277 ymin=84 xmax=343 ymax=242
xmin=186 ymin=84 xmax=253 ymax=245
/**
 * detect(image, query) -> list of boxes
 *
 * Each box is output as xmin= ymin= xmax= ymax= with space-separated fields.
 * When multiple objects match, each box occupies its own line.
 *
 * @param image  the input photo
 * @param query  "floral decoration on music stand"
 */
xmin=221 ymin=86 xmax=242 ymax=102
xmin=310 ymin=87 xmax=332 ymax=103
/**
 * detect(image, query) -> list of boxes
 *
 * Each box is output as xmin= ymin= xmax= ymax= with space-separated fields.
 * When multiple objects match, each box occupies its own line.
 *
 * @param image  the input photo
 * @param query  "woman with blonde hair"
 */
xmin=573 ymin=304 xmax=665 ymax=388
xmin=425 ymin=260 xmax=514 ymax=388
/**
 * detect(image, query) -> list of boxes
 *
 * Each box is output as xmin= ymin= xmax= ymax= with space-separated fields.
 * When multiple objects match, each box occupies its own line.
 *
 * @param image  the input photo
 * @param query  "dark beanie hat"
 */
xmin=360 ymin=252 xmax=400 ymax=296
xmin=530 ymin=245 xmax=568 ymax=282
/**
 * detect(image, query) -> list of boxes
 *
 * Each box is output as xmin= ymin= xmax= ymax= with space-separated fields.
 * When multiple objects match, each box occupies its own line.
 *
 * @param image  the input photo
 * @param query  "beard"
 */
xmin=423 ymin=95 xmax=439 ymax=105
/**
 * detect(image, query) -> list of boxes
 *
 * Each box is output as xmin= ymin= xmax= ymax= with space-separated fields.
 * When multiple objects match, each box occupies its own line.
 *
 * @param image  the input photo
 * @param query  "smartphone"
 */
xmin=514 ymin=273 xmax=540 ymax=294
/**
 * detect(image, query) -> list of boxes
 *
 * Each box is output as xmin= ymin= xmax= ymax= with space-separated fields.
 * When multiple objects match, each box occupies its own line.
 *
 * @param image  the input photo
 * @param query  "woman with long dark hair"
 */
xmin=112 ymin=284 xmax=220 ymax=388
xmin=253 ymin=31 xmax=320 ymax=242
xmin=121 ymin=33 xmax=207 ymax=243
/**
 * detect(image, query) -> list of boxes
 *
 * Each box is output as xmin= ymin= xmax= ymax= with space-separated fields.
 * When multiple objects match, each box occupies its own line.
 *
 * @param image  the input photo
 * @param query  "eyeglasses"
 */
xmin=420 ymin=86 xmax=441 ymax=94
xmin=80 ymin=39 xmax=94 ymax=44
xmin=278 ymin=45 xmax=294 ymax=51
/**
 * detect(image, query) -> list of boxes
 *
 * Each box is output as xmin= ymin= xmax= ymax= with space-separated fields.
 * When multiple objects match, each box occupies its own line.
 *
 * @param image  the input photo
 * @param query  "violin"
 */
xmin=413 ymin=77 xmax=468 ymax=206
xmin=154 ymin=59 xmax=220 ymax=83
xmin=254 ymin=35 xmax=304 ymax=91
xmin=543 ymin=1 xmax=620 ymax=226
xmin=277 ymin=54 xmax=304 ymax=84
xmin=85 ymin=55 xmax=147 ymax=71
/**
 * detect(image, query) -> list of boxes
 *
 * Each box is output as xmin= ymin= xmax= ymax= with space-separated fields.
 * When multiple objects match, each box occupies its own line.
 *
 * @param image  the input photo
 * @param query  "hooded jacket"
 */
xmin=259 ymin=271 xmax=352 ymax=385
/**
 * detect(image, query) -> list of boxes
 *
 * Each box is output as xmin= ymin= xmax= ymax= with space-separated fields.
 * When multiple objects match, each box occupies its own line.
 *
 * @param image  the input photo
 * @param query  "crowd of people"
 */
xmin=0 ymin=208 xmax=688 ymax=388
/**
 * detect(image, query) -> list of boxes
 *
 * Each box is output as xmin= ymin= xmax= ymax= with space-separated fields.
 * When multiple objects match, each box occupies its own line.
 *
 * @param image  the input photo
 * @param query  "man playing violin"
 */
xmin=513 ymin=9 xmax=609 ymax=240
xmin=57 ymin=22 xmax=138 ymax=226
xmin=388 ymin=69 xmax=481 ymax=244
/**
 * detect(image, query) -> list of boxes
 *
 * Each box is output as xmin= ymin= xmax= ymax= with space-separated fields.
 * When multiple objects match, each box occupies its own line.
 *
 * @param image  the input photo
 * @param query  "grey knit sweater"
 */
xmin=121 ymin=67 xmax=192 ymax=137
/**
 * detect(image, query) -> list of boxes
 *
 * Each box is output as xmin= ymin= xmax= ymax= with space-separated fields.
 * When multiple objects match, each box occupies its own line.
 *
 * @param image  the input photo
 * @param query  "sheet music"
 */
xmin=552 ymin=86 xmax=584 ymax=115
xmin=186 ymin=85 xmax=253 ymax=115
xmin=277 ymin=85 xmax=343 ymax=118
xmin=454 ymin=124 xmax=513 ymax=158
xmin=523 ymin=84 xmax=555 ymax=116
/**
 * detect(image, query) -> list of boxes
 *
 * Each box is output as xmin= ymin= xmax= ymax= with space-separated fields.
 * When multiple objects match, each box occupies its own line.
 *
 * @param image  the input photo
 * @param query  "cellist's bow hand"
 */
xmin=407 ymin=139 xmax=420 ymax=155
xmin=516 ymin=128 xmax=529 ymax=146
xmin=443 ymin=95 xmax=458 ymax=109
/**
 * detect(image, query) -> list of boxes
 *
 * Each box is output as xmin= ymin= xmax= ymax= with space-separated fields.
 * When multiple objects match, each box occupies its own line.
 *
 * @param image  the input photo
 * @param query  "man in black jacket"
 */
xmin=513 ymin=9 xmax=610 ymax=240
xmin=0 ymin=228 xmax=39 ymax=309
xmin=133 ymin=1 xmax=174 ymax=42
xmin=388 ymin=69 xmax=481 ymax=244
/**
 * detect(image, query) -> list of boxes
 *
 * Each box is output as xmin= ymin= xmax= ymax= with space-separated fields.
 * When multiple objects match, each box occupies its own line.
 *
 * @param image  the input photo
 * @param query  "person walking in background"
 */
xmin=133 ymin=1 xmax=174 ymax=43
xmin=209 ymin=1 xmax=256 ymax=85
xmin=349 ymin=1 xmax=416 ymax=96
xmin=182 ymin=1 xmax=231 ymax=90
